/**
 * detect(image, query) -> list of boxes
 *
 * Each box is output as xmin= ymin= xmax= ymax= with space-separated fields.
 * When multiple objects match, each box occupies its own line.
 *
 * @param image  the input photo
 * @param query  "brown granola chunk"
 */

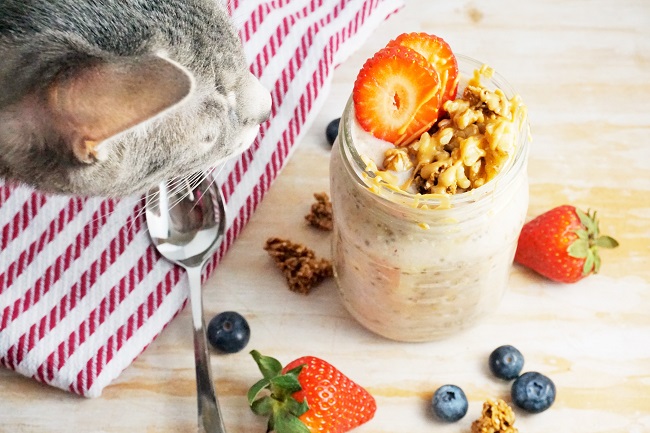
xmin=264 ymin=237 xmax=333 ymax=294
xmin=471 ymin=399 xmax=518 ymax=433
xmin=305 ymin=192 xmax=333 ymax=231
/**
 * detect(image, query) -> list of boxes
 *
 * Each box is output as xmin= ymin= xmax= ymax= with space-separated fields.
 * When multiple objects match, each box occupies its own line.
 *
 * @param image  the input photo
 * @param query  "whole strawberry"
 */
xmin=248 ymin=350 xmax=376 ymax=433
xmin=515 ymin=205 xmax=619 ymax=283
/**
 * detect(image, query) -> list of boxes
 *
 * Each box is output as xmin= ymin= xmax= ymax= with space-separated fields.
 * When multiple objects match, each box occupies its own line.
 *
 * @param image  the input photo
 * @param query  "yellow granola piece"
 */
xmin=383 ymin=147 xmax=413 ymax=172
xmin=470 ymin=399 xmax=518 ymax=433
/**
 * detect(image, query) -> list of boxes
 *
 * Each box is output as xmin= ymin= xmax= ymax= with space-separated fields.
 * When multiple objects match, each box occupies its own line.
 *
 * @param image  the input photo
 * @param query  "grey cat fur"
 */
xmin=0 ymin=0 xmax=271 ymax=196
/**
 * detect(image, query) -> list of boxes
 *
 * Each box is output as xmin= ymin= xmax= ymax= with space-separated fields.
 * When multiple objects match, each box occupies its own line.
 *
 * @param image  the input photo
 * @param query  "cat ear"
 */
xmin=47 ymin=55 xmax=193 ymax=163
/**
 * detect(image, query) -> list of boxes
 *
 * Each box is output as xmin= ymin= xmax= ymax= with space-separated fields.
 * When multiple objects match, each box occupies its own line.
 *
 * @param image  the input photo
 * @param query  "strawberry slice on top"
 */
xmin=352 ymin=45 xmax=441 ymax=146
xmin=387 ymin=32 xmax=459 ymax=119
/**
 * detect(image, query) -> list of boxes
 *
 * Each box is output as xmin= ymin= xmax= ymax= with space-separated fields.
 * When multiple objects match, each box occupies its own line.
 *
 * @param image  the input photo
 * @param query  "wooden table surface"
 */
xmin=2 ymin=1 xmax=649 ymax=432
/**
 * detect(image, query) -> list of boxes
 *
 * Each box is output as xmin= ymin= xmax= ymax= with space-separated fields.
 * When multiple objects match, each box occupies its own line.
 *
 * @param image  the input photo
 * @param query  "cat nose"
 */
xmin=240 ymin=72 xmax=271 ymax=124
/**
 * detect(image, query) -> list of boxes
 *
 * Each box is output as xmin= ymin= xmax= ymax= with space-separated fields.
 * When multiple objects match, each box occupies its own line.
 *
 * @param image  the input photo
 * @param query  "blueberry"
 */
xmin=489 ymin=345 xmax=524 ymax=380
xmin=431 ymin=384 xmax=468 ymax=422
xmin=511 ymin=371 xmax=556 ymax=413
xmin=207 ymin=311 xmax=250 ymax=353
xmin=325 ymin=118 xmax=340 ymax=146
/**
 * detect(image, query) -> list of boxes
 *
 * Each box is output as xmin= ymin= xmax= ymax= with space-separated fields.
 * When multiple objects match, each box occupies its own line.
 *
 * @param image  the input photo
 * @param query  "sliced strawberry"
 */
xmin=352 ymin=45 xmax=441 ymax=146
xmin=387 ymin=32 xmax=459 ymax=118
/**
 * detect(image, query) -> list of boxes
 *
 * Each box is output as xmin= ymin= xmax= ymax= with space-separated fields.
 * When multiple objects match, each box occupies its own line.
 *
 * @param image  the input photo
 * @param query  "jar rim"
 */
xmin=339 ymin=54 xmax=530 ymax=209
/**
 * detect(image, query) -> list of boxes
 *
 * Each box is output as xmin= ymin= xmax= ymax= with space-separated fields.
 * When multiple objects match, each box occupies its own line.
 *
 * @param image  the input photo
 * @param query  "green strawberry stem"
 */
xmin=248 ymin=350 xmax=310 ymax=433
xmin=568 ymin=209 xmax=619 ymax=276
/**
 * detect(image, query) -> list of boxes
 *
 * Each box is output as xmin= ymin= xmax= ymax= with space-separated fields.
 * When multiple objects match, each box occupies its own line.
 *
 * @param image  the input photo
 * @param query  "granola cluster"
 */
xmin=470 ymin=399 xmax=518 ymax=433
xmin=305 ymin=192 xmax=333 ymax=231
xmin=376 ymin=65 xmax=527 ymax=196
xmin=264 ymin=237 xmax=333 ymax=294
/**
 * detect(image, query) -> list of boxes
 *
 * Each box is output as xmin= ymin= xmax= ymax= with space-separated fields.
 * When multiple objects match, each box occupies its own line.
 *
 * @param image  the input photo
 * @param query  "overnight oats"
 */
xmin=329 ymin=33 xmax=530 ymax=342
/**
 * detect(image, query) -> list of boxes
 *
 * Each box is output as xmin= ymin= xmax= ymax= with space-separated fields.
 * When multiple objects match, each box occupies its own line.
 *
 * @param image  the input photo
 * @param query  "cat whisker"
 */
xmin=127 ymin=173 xmax=196 ymax=233
xmin=165 ymin=172 xmax=205 ymax=212
xmin=202 ymin=169 xmax=222 ymax=202
xmin=79 ymin=192 xmax=144 ymax=232
xmin=213 ymin=162 xmax=227 ymax=178
xmin=182 ymin=170 xmax=212 ymax=214
xmin=183 ymin=177 xmax=195 ymax=201
xmin=126 ymin=191 xmax=159 ymax=233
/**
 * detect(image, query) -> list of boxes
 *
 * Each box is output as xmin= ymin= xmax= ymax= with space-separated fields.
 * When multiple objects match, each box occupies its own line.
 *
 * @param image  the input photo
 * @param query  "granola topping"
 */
xmin=383 ymin=147 xmax=413 ymax=172
xmin=470 ymin=399 xmax=518 ymax=433
xmin=363 ymin=65 xmax=527 ymax=197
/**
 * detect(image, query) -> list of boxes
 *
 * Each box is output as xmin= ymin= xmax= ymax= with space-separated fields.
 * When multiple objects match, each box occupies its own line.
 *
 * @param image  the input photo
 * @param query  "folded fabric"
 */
xmin=0 ymin=0 xmax=404 ymax=397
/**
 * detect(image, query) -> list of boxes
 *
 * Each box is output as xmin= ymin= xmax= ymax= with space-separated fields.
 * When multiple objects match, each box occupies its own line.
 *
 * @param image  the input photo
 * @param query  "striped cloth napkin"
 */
xmin=0 ymin=0 xmax=403 ymax=398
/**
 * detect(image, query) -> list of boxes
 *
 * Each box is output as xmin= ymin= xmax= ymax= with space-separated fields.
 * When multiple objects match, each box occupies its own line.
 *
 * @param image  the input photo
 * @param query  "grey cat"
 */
xmin=0 ymin=0 xmax=271 ymax=197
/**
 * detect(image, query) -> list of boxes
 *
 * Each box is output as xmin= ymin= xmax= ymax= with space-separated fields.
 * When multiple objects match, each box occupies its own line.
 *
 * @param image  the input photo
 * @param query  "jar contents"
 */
xmin=330 ymin=32 xmax=530 ymax=342
xmin=365 ymin=65 xmax=527 ymax=197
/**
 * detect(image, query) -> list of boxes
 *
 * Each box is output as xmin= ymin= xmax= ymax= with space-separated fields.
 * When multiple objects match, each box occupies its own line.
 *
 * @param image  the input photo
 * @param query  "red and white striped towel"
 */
xmin=0 ymin=0 xmax=403 ymax=398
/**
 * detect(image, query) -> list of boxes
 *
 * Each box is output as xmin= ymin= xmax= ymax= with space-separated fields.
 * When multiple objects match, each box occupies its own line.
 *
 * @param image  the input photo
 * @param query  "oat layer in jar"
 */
xmin=329 ymin=55 xmax=530 ymax=342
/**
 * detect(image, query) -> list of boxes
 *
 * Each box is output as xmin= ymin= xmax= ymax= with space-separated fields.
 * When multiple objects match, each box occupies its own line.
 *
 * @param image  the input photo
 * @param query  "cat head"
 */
xmin=0 ymin=0 xmax=271 ymax=197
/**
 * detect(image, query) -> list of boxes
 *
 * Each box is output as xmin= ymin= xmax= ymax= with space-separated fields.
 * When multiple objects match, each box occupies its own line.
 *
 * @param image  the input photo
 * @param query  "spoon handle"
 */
xmin=186 ymin=265 xmax=227 ymax=433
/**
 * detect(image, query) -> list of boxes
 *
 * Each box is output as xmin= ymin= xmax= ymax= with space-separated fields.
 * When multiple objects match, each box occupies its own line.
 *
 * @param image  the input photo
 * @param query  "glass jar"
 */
xmin=329 ymin=55 xmax=530 ymax=342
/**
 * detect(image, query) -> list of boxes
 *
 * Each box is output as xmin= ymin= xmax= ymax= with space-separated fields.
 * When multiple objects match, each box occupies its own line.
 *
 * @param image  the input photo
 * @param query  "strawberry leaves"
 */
xmin=567 ymin=209 xmax=619 ymax=276
xmin=248 ymin=351 xmax=376 ymax=433
xmin=248 ymin=350 xmax=310 ymax=433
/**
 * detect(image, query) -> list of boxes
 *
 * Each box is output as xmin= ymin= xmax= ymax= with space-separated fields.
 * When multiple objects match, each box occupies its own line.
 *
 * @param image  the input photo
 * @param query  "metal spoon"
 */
xmin=145 ymin=175 xmax=227 ymax=433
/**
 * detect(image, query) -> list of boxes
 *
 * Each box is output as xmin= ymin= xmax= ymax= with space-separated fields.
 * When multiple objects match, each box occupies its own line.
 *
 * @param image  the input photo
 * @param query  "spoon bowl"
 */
xmin=146 ymin=178 xmax=225 ymax=266
xmin=145 ymin=175 xmax=227 ymax=433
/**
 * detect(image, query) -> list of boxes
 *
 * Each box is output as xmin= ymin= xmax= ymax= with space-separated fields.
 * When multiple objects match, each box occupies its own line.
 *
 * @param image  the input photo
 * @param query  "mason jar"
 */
xmin=329 ymin=55 xmax=530 ymax=342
